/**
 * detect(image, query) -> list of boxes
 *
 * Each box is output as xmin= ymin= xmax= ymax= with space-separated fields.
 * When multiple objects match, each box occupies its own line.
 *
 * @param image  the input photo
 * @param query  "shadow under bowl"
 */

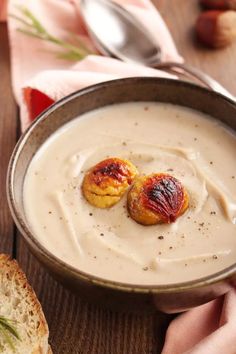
xmin=7 ymin=77 xmax=236 ymax=313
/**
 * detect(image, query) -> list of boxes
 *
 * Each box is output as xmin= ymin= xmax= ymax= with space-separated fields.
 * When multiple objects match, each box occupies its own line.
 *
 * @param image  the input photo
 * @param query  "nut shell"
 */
xmin=127 ymin=173 xmax=189 ymax=225
xmin=200 ymin=0 xmax=236 ymax=10
xmin=82 ymin=157 xmax=138 ymax=208
xmin=196 ymin=10 xmax=236 ymax=48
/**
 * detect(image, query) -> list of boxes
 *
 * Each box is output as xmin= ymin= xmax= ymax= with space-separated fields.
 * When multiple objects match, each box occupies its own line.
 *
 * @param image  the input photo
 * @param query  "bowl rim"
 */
xmin=7 ymin=77 xmax=236 ymax=294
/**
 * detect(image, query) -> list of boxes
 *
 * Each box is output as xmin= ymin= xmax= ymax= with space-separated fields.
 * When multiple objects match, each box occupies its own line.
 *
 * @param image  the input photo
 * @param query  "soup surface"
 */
xmin=23 ymin=102 xmax=236 ymax=285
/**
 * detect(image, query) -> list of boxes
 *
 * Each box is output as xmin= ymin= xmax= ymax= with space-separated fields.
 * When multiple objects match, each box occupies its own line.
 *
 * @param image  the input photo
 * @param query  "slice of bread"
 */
xmin=0 ymin=254 xmax=52 ymax=354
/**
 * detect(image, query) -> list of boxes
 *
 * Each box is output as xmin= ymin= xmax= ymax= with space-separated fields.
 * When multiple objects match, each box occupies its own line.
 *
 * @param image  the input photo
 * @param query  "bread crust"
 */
xmin=0 ymin=254 xmax=51 ymax=354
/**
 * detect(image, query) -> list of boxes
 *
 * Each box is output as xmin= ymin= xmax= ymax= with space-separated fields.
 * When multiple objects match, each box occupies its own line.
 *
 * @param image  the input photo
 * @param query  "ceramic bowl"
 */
xmin=7 ymin=78 xmax=236 ymax=313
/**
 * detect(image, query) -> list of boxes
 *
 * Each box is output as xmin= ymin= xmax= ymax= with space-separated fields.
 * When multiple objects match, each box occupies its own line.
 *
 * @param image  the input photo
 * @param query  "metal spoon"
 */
xmin=80 ymin=0 xmax=235 ymax=100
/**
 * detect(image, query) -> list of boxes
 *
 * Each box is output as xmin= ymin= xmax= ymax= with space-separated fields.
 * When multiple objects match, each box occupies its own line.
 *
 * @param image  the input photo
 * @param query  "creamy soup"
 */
xmin=23 ymin=103 xmax=236 ymax=285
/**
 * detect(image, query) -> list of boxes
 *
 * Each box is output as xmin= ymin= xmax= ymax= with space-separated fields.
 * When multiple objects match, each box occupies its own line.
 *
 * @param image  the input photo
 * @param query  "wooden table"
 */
xmin=1 ymin=1 xmax=236 ymax=353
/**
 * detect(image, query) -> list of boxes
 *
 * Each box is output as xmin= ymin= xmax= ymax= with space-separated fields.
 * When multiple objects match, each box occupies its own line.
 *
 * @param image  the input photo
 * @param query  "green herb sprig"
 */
xmin=11 ymin=6 xmax=94 ymax=61
xmin=0 ymin=316 xmax=21 ymax=352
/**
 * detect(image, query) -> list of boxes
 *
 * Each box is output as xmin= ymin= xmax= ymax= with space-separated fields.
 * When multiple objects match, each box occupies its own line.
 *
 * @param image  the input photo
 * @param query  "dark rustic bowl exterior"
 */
xmin=7 ymin=78 xmax=236 ymax=313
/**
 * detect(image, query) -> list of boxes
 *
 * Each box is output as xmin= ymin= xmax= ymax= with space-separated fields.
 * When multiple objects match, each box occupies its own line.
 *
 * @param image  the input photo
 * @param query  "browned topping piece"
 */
xmin=82 ymin=157 xmax=138 ymax=208
xmin=127 ymin=173 xmax=189 ymax=225
xmin=92 ymin=158 xmax=133 ymax=185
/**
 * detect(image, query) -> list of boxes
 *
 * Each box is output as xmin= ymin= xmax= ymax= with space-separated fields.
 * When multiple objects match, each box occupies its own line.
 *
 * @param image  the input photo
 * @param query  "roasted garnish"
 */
xmin=82 ymin=158 xmax=138 ymax=208
xmin=127 ymin=173 xmax=189 ymax=225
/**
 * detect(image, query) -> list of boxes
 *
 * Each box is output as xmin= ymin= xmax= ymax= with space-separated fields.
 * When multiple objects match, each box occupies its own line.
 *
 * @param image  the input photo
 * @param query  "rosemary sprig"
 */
xmin=10 ymin=6 xmax=94 ymax=61
xmin=0 ymin=316 xmax=21 ymax=352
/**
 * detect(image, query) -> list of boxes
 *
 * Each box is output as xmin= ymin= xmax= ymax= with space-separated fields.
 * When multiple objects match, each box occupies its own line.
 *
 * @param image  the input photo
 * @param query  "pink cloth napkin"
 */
xmin=7 ymin=1 xmax=236 ymax=353
xmin=162 ymin=289 xmax=236 ymax=354
xmin=8 ymin=0 xmax=181 ymax=130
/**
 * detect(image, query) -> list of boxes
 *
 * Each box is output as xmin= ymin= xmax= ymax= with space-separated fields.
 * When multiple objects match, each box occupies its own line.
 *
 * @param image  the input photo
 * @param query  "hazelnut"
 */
xmin=200 ymin=0 xmax=236 ymax=10
xmin=196 ymin=10 xmax=236 ymax=48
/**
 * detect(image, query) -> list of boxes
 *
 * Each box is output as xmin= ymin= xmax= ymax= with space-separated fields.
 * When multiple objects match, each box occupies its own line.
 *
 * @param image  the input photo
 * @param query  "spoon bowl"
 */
xmin=80 ymin=0 xmax=162 ymax=65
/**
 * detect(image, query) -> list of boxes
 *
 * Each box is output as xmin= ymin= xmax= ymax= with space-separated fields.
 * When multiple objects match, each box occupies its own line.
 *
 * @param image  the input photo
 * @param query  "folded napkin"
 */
xmin=162 ymin=289 xmax=236 ymax=354
xmin=8 ymin=0 xmax=182 ymax=130
xmin=7 ymin=1 xmax=236 ymax=353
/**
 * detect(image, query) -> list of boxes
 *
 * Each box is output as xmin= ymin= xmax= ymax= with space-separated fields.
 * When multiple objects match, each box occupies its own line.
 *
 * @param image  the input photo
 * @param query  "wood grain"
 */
xmin=0 ymin=24 xmax=17 ymax=255
xmin=17 ymin=237 xmax=172 ymax=353
xmin=1 ymin=1 xmax=236 ymax=353
xmin=157 ymin=0 xmax=236 ymax=95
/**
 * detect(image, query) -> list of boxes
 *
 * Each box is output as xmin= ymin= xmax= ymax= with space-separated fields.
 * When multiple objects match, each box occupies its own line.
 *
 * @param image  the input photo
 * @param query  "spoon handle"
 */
xmin=155 ymin=62 xmax=235 ymax=101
